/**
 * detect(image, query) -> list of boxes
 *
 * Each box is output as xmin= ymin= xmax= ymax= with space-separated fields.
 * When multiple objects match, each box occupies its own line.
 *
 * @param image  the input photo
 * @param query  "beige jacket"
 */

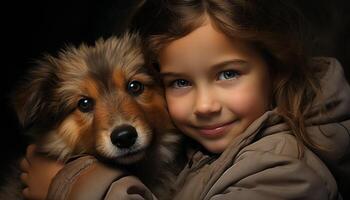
xmin=47 ymin=57 xmax=350 ymax=200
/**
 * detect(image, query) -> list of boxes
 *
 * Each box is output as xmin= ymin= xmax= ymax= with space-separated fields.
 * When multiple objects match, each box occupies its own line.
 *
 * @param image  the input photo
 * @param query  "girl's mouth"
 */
xmin=196 ymin=121 xmax=236 ymax=138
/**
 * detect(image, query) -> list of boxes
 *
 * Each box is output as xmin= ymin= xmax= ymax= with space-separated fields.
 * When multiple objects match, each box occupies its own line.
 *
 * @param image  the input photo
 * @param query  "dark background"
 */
xmin=0 ymin=0 xmax=349 ymax=176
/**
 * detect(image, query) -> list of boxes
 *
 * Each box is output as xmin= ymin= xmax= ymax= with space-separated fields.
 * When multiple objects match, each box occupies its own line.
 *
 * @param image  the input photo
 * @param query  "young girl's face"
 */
xmin=159 ymin=23 xmax=271 ymax=153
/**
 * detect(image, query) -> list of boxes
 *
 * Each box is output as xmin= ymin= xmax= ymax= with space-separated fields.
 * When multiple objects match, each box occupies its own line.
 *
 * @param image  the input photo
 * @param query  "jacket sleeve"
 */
xmin=205 ymin=145 xmax=340 ymax=200
xmin=47 ymin=155 xmax=157 ymax=200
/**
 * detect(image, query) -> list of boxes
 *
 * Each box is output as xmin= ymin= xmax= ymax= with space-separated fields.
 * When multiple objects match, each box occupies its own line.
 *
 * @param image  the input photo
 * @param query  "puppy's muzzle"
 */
xmin=110 ymin=124 xmax=138 ymax=148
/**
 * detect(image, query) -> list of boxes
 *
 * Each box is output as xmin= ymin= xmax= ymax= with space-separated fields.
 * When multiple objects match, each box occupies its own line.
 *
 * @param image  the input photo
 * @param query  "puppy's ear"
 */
xmin=12 ymin=58 xmax=58 ymax=129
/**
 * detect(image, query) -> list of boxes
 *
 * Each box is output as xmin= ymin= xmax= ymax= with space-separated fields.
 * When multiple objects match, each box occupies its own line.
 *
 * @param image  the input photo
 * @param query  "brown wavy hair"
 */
xmin=131 ymin=0 xmax=325 ymax=152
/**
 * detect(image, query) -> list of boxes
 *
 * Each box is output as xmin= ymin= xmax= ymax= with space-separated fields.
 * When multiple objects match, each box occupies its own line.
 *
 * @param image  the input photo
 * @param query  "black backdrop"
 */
xmin=1 ymin=0 xmax=349 ymax=175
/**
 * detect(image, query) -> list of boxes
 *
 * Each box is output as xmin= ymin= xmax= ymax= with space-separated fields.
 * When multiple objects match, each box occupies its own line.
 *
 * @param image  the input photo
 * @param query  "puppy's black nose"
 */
xmin=110 ymin=125 xmax=138 ymax=148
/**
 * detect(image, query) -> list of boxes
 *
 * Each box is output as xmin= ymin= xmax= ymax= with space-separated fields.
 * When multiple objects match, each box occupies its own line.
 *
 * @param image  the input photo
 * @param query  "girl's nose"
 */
xmin=194 ymin=89 xmax=221 ymax=117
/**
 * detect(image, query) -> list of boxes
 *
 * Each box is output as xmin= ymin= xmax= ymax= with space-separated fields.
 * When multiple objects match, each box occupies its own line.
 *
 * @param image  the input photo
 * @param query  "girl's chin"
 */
xmin=200 ymin=140 xmax=230 ymax=154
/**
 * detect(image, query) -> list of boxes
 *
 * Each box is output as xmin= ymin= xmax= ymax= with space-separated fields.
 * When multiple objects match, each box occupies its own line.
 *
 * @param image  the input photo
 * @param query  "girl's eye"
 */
xmin=171 ymin=79 xmax=191 ymax=88
xmin=77 ymin=97 xmax=95 ymax=113
xmin=218 ymin=70 xmax=239 ymax=80
xmin=127 ymin=80 xmax=144 ymax=96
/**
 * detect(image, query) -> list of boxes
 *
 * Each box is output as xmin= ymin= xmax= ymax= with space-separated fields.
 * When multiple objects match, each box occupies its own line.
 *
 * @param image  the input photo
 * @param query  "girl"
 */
xmin=20 ymin=0 xmax=350 ymax=199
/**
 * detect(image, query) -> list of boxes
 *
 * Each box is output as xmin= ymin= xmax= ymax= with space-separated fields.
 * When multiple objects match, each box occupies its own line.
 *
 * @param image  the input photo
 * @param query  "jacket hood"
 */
xmin=307 ymin=58 xmax=350 ymax=124
xmin=306 ymin=58 xmax=350 ymax=162
xmin=263 ymin=57 xmax=350 ymax=194
xmin=263 ymin=57 xmax=350 ymax=160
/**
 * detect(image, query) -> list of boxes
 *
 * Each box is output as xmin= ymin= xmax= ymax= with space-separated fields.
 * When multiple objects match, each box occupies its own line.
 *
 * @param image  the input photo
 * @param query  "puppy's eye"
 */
xmin=127 ymin=80 xmax=144 ymax=96
xmin=77 ymin=97 xmax=94 ymax=113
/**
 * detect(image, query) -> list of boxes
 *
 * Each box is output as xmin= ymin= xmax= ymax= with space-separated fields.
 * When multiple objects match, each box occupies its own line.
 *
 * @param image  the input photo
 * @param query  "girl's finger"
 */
xmin=22 ymin=187 xmax=33 ymax=199
xmin=22 ymin=187 xmax=29 ymax=196
xmin=19 ymin=157 xmax=30 ymax=172
xmin=25 ymin=144 xmax=37 ymax=160
xmin=20 ymin=172 xmax=28 ymax=184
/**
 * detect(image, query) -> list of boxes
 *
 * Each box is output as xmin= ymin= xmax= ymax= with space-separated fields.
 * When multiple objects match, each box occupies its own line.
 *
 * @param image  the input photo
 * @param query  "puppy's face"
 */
xmin=14 ymin=34 xmax=175 ymax=164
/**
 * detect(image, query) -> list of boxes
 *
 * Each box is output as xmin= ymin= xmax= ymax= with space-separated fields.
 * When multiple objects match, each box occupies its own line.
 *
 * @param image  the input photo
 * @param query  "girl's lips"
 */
xmin=196 ymin=121 xmax=235 ymax=138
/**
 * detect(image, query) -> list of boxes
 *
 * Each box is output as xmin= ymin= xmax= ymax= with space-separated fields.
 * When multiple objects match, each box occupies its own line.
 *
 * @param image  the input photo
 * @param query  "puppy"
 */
xmin=3 ymin=33 xmax=180 ymax=199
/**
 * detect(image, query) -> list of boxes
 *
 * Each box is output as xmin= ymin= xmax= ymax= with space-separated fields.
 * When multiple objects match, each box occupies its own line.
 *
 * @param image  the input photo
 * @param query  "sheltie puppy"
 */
xmin=2 ymin=33 xmax=180 ymax=199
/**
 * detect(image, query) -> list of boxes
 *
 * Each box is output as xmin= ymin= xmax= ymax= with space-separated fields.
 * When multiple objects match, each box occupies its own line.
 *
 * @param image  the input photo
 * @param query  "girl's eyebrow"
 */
xmin=160 ymin=60 xmax=249 ymax=78
xmin=211 ymin=59 xmax=248 ymax=71
xmin=159 ymin=71 xmax=186 ymax=78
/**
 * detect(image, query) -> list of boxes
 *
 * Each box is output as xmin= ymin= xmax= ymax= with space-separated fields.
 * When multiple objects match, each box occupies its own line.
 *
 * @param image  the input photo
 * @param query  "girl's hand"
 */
xmin=19 ymin=144 xmax=64 ymax=200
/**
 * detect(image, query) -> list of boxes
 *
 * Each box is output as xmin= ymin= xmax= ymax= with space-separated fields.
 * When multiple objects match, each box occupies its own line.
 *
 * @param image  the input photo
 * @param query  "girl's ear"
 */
xmin=12 ymin=60 xmax=57 ymax=129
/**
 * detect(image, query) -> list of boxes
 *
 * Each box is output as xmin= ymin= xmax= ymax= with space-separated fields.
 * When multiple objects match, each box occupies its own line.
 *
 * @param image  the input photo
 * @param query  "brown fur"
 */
xmin=7 ymin=33 xmax=181 ymax=199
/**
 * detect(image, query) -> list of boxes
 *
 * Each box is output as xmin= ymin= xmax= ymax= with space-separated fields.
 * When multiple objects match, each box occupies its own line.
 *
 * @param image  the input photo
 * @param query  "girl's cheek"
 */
xmin=165 ymin=95 xmax=189 ymax=123
xmin=226 ymin=86 xmax=270 ymax=118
